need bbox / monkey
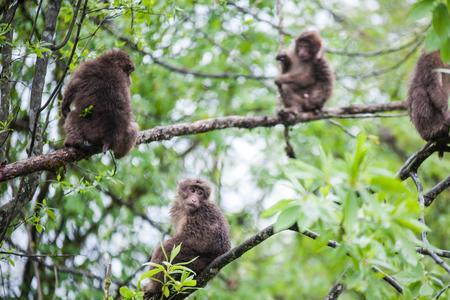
[407,50,450,151]
[143,178,231,299]
[275,31,334,116]
[61,49,138,159]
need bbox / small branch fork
[397,140,450,206]
[0,101,406,183]
[410,173,450,276]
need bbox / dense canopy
[1,0,450,299]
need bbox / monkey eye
[189,187,196,193]
[197,189,204,196]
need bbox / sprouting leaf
[170,244,181,262]
[80,104,94,118]
[162,285,170,297]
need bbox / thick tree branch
[0,101,406,183]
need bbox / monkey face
[296,41,315,61]
[183,185,206,213]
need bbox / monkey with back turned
[275,31,334,116]
[407,50,450,147]
[143,178,231,299]
[62,49,138,158]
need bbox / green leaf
[162,285,170,297]
[183,279,197,287]
[440,37,450,63]
[342,192,358,233]
[139,268,162,280]
[261,199,295,218]
[119,287,134,298]
[370,176,408,194]
[395,217,430,233]
[432,4,450,37]
[46,209,56,221]
[424,27,441,52]
[170,244,182,262]
[35,224,43,233]
[408,0,435,21]
[419,282,434,296]
[274,205,300,232]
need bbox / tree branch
[410,172,450,276]
[397,141,450,180]
[0,101,406,183]
[424,175,450,207]
[167,224,402,300]
[324,283,344,300]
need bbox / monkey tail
[439,150,444,159]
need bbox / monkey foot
[64,140,97,152]
[277,108,299,120]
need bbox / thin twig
[435,284,450,299]
[50,0,83,50]
[424,175,450,206]
[410,172,450,275]
[324,283,344,300]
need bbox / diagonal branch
[424,175,450,206]
[166,224,402,300]
[0,101,406,183]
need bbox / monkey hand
[274,77,282,87]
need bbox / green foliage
[120,244,198,300]
[409,0,450,62]
[3,1,450,299]
[80,104,94,118]
[262,135,433,298]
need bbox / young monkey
[143,178,231,299]
[275,31,334,116]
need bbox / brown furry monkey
[143,178,231,299]
[275,31,333,116]
[62,49,138,158]
[407,51,450,146]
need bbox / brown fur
[62,49,138,158]
[275,31,333,115]
[407,51,450,142]
[143,178,231,299]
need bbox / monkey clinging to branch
[62,49,138,158]
[143,178,231,299]
[275,31,334,116]
[407,50,450,147]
